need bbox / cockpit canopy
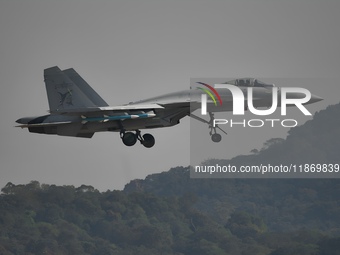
[225,78,274,88]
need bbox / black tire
[122,132,137,146]
[142,133,155,148]
[211,133,222,143]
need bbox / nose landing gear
[190,112,227,143]
[211,133,222,143]
[120,130,155,148]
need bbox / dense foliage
[1,103,339,254]
[1,178,340,255]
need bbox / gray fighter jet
[16,67,322,148]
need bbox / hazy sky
[0,0,339,191]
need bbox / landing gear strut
[120,130,155,148]
[208,113,223,143]
[190,112,227,143]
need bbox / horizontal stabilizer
[50,104,164,114]
[15,121,73,128]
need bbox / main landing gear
[190,112,227,143]
[120,130,155,148]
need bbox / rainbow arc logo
[196,82,223,106]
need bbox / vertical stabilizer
[63,68,108,107]
[44,66,108,112]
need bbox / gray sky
[0,0,339,191]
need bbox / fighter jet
[16,67,323,148]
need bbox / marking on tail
[58,89,73,107]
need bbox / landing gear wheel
[141,133,155,148]
[189,113,227,144]
[122,132,137,146]
[211,133,222,143]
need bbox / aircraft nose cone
[309,94,323,104]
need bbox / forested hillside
[1,103,340,255]
[1,179,340,255]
